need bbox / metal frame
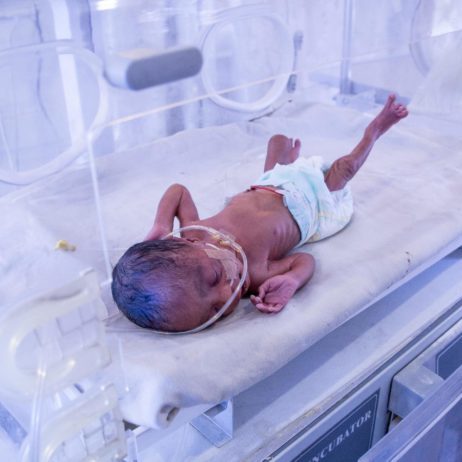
[191,400,234,447]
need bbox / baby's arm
[250,253,315,313]
[145,183,199,240]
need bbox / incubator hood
[1,1,462,461]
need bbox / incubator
[1,1,462,461]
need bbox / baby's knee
[268,134,290,149]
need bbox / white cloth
[2,102,462,429]
[106,104,462,428]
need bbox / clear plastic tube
[153,225,248,335]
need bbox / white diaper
[255,156,354,245]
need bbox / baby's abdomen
[225,191,301,258]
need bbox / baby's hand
[250,274,299,314]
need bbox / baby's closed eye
[210,262,223,287]
[213,269,222,286]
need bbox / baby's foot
[286,138,301,164]
[367,94,408,139]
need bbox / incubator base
[133,248,462,461]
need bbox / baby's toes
[290,141,301,155]
[397,107,408,118]
[385,93,396,109]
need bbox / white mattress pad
[2,102,461,429]
[105,103,462,428]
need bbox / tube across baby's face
[165,239,248,332]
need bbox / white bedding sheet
[105,103,462,428]
[2,102,461,430]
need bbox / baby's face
[167,238,250,331]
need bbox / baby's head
[111,238,248,332]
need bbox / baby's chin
[222,293,242,317]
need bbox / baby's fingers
[258,285,268,300]
[255,302,284,314]
[250,295,263,306]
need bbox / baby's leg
[264,134,301,172]
[324,94,408,191]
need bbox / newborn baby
[112,95,408,332]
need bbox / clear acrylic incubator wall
[0,1,462,461]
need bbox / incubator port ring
[200,12,294,113]
[0,41,108,185]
